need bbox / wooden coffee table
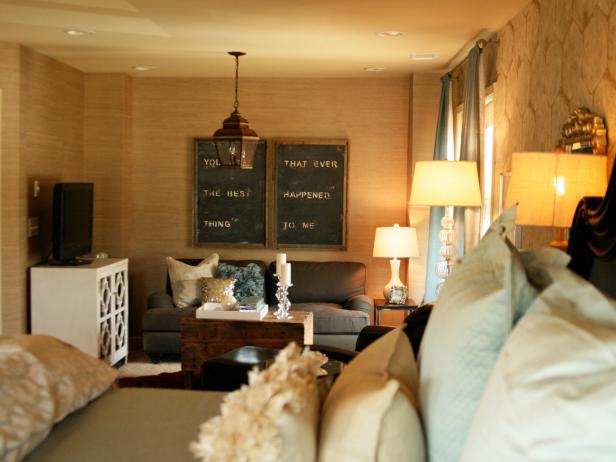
[180,310,313,387]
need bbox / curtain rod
[446,31,499,78]
[477,37,499,49]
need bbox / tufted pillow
[461,266,616,462]
[216,262,264,301]
[418,207,569,462]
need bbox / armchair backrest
[266,261,366,305]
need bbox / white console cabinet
[31,258,129,365]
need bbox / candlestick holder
[274,277,293,320]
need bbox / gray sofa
[142,259,372,358]
[266,261,372,350]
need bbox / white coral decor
[189,343,327,462]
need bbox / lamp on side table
[504,152,607,250]
[372,224,418,301]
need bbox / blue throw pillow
[216,263,264,301]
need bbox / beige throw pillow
[417,208,571,462]
[190,343,326,462]
[461,266,616,462]
[319,328,424,462]
[166,254,219,308]
[0,335,118,461]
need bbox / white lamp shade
[409,160,482,207]
[505,152,607,227]
[373,224,419,258]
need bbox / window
[481,91,495,235]
[454,105,463,161]
[452,89,495,236]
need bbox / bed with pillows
[2,170,616,461]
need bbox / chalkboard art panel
[274,140,347,249]
[194,139,267,247]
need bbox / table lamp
[409,160,482,291]
[372,224,419,299]
[504,152,607,249]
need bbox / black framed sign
[272,139,347,249]
[194,139,267,247]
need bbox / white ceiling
[0,0,529,77]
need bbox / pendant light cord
[234,54,239,111]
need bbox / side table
[374,298,418,326]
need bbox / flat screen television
[51,183,94,265]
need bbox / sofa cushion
[166,259,268,301]
[142,306,198,332]
[319,328,424,462]
[291,303,369,334]
[25,388,226,462]
[200,277,236,303]
[461,266,616,462]
[0,336,117,461]
[419,208,538,462]
[216,262,265,300]
[402,304,433,356]
[166,255,219,308]
[267,261,366,305]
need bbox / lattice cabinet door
[96,260,129,365]
[31,258,129,365]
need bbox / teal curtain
[455,44,484,255]
[423,74,452,303]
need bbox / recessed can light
[364,67,386,72]
[377,31,405,37]
[64,29,94,36]
[411,53,439,61]
[133,66,155,71]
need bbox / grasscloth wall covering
[0,43,20,335]
[0,44,84,334]
[407,74,441,305]
[84,74,132,260]
[13,0,613,335]
[1,47,412,335]
[494,0,616,220]
[124,77,410,334]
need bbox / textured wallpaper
[495,0,616,174]
[493,0,615,246]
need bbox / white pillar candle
[280,263,292,285]
[275,253,287,275]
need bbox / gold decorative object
[559,107,607,155]
[201,277,236,303]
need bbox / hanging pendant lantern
[213,51,259,169]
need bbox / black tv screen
[52,183,93,264]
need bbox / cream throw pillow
[418,208,569,462]
[0,335,118,461]
[461,266,616,462]
[319,328,424,462]
[190,343,325,462]
[166,254,219,308]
